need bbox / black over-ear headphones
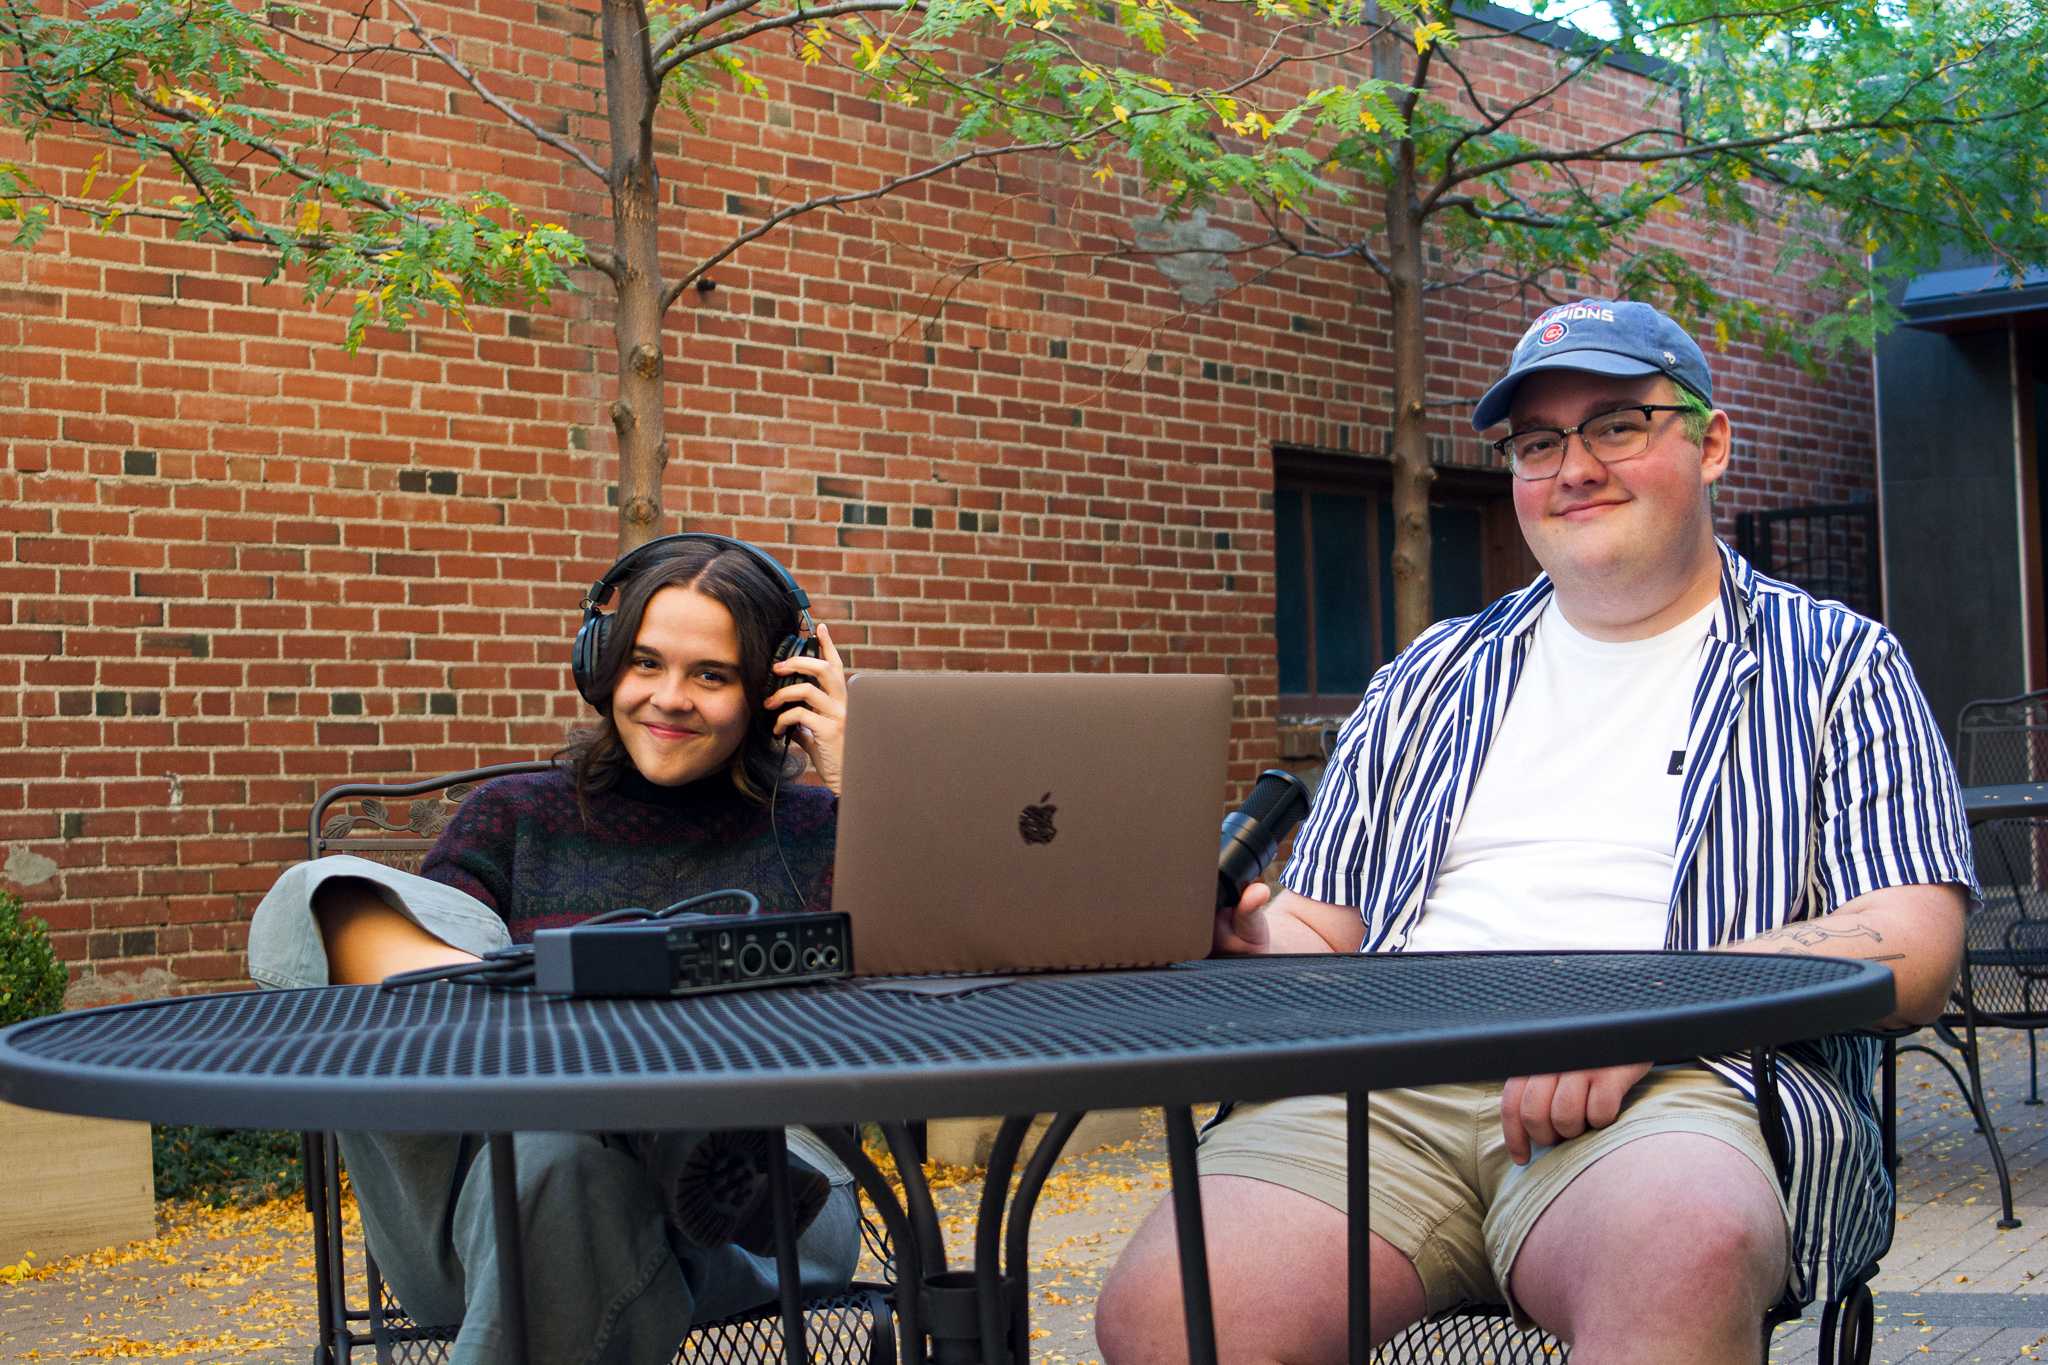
[570,533,818,710]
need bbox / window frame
[1274,447,1534,718]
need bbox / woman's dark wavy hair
[558,539,802,820]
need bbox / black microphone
[1217,768,1315,910]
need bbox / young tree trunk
[601,0,670,554]
[1384,160,1434,649]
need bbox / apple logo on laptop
[1018,792,1058,845]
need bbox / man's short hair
[1673,382,1713,445]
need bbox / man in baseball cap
[1097,298,1971,1363]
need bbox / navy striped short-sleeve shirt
[1283,542,1977,1305]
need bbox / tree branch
[655,0,909,79]
[1432,26,2042,201]
[662,11,1392,313]
[387,0,607,183]
[276,2,607,184]
[652,0,770,63]
[583,243,621,283]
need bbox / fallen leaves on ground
[0,1192,358,1362]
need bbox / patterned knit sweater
[418,765,836,942]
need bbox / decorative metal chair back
[1951,692,2048,1030]
[1957,690,2048,786]
[308,760,557,871]
[1964,820,2048,1028]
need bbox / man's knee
[1596,1155,1786,1308]
[1096,1206,1187,1365]
[1512,1134,1787,1342]
[1650,1192,1786,1310]
[1097,1175,1376,1365]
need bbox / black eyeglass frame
[1492,403,1694,481]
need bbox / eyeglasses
[1492,404,1692,481]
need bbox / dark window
[1276,449,1534,716]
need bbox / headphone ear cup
[572,612,611,708]
[764,634,819,716]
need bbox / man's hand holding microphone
[1214,769,1313,956]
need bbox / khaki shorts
[1196,1065,1791,1320]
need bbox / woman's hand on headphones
[769,621,849,795]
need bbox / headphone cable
[379,945,536,992]
[771,733,806,910]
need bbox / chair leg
[2028,1026,2042,1106]
[305,1132,340,1365]
[1897,1037,2021,1228]
[1955,1021,2023,1229]
[1819,1282,1874,1365]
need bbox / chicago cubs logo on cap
[1539,321,1567,345]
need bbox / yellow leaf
[296,200,322,236]
[80,151,104,198]
[1112,104,1130,122]
[1093,163,1112,185]
[1359,107,1380,132]
[174,86,220,117]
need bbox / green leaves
[1293,0,2048,364]
[653,0,1422,220]
[2,0,583,348]
[299,192,586,354]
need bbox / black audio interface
[532,911,852,998]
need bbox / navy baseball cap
[1471,299,1713,432]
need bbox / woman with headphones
[248,534,857,1365]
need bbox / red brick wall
[0,2,1875,991]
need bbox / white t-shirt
[1402,597,1719,953]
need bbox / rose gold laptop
[834,672,1232,976]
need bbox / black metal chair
[1955,690,2048,1106]
[1872,690,2048,1232]
[1372,1040,1896,1365]
[299,761,897,1365]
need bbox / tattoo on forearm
[1745,922,1903,961]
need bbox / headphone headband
[582,532,811,625]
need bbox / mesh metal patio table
[0,950,1893,1365]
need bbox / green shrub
[0,890,67,1028]
[151,1125,305,1207]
